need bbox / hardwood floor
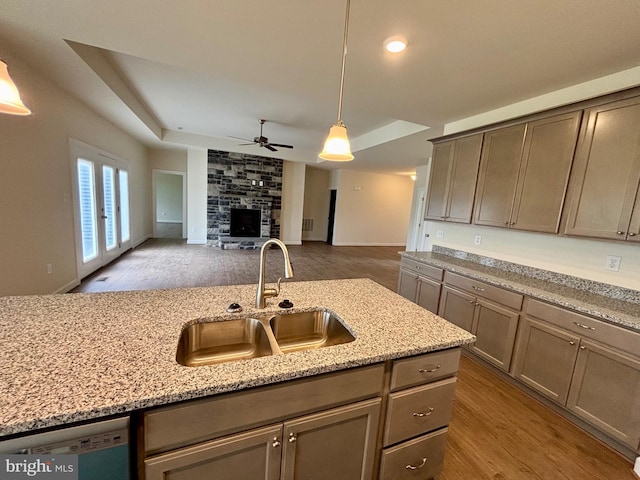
[71,239,636,479]
[441,355,635,479]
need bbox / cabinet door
[564,97,640,240]
[566,340,640,449]
[397,269,419,302]
[626,189,640,242]
[511,112,581,233]
[473,124,526,227]
[469,299,520,372]
[424,141,454,220]
[446,134,483,223]
[437,286,475,332]
[416,277,442,313]
[144,424,282,480]
[512,317,580,404]
[280,398,381,480]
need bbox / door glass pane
[77,159,98,263]
[102,165,118,251]
[119,170,130,242]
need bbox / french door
[71,140,131,279]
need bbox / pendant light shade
[0,60,31,116]
[319,0,354,161]
[319,121,354,161]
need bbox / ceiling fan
[230,119,294,152]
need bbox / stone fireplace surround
[207,149,283,248]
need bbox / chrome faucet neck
[256,239,294,308]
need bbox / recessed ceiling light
[384,36,408,53]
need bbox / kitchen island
[0,278,474,479]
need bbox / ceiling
[2,0,640,175]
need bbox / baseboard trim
[133,234,152,248]
[331,242,407,247]
[56,279,80,294]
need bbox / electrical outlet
[605,255,622,272]
[47,263,53,274]
[436,230,444,238]
[474,235,482,246]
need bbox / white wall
[302,167,330,242]
[420,68,640,290]
[0,56,150,296]
[280,161,305,245]
[186,148,208,244]
[331,169,414,246]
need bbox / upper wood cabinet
[425,134,483,223]
[473,112,582,233]
[563,97,640,242]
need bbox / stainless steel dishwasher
[0,416,130,480]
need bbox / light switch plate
[474,235,482,246]
[436,230,444,238]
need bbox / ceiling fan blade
[269,143,294,149]
[263,144,278,152]
[228,135,256,143]
[238,143,256,146]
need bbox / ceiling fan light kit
[0,60,31,116]
[319,0,354,162]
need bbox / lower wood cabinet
[379,428,448,480]
[513,300,640,451]
[438,275,521,373]
[397,258,443,314]
[566,339,640,449]
[145,399,381,480]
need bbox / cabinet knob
[510,222,515,225]
[272,437,281,448]
[418,365,441,374]
[472,286,485,292]
[580,346,586,350]
[569,341,575,345]
[412,407,435,417]
[629,232,637,236]
[405,458,428,471]
[288,432,297,443]
[616,231,625,235]
[504,221,509,225]
[469,299,475,304]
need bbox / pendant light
[319,0,354,161]
[0,60,31,116]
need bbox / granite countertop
[401,251,640,332]
[0,278,474,437]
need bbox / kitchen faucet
[256,238,294,308]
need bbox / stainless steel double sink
[176,309,355,367]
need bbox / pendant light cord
[336,0,351,124]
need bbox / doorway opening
[327,189,337,245]
[153,170,186,239]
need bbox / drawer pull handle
[573,322,595,331]
[405,458,428,470]
[418,365,441,373]
[413,407,435,417]
[472,286,485,292]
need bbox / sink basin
[176,318,273,367]
[269,309,355,353]
[176,309,355,367]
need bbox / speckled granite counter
[401,250,640,332]
[0,278,474,437]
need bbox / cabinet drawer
[526,299,640,356]
[444,271,523,310]
[379,428,448,480]
[383,377,456,446]
[400,258,444,282]
[144,364,384,454]
[390,348,460,391]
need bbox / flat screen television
[230,208,261,237]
